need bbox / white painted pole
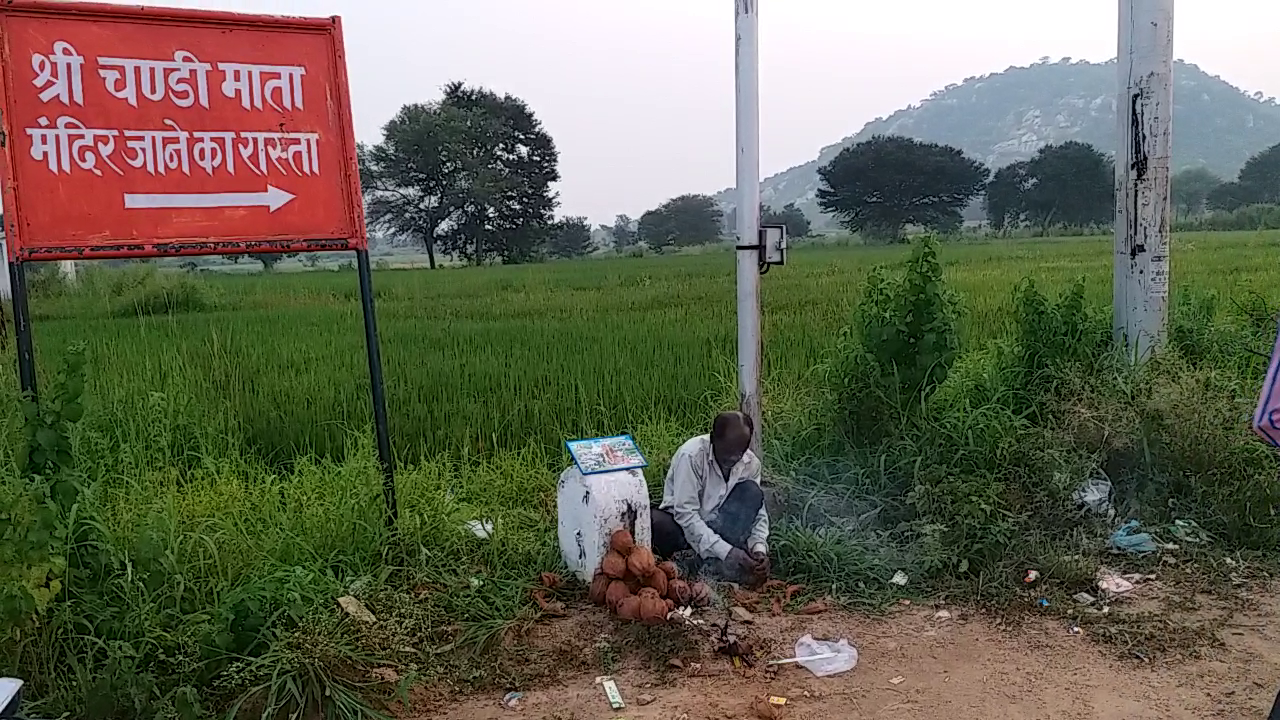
[58,260,76,285]
[1115,0,1174,358]
[734,0,762,457]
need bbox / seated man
[650,411,771,587]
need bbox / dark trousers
[650,480,764,560]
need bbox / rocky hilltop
[717,58,1280,221]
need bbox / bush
[109,273,220,317]
[806,237,1280,594]
[1176,204,1280,232]
[831,236,959,444]
[24,263,73,298]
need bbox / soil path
[404,589,1280,720]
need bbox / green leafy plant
[2,344,87,627]
[1010,277,1109,413]
[832,236,961,444]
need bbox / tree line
[358,82,813,267]
[359,80,1280,263]
[812,135,1116,241]
[815,133,1280,242]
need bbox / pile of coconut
[588,529,712,625]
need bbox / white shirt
[658,434,769,561]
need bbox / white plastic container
[556,465,652,582]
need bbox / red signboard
[0,1,366,260]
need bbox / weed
[109,273,221,317]
[593,636,620,676]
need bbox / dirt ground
[401,586,1280,720]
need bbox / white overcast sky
[142,0,1280,223]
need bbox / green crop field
[5,230,1280,719]
[16,230,1280,465]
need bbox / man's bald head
[711,411,753,474]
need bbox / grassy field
[18,230,1280,465]
[5,231,1280,719]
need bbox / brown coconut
[601,550,627,579]
[609,529,635,556]
[624,574,643,594]
[689,581,713,608]
[605,580,631,610]
[616,595,642,622]
[657,561,678,580]
[665,598,676,614]
[668,579,692,606]
[637,588,667,626]
[588,572,611,606]
[627,546,657,578]
[643,568,668,597]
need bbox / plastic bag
[1072,475,1113,516]
[1109,520,1158,555]
[794,634,858,677]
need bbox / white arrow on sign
[123,185,296,212]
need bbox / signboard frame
[0,0,397,524]
[0,0,367,260]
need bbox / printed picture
[565,435,648,475]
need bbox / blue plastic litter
[1109,520,1159,555]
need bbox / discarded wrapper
[465,519,495,539]
[768,696,788,706]
[1097,569,1136,596]
[598,677,625,710]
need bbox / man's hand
[750,549,771,580]
[726,548,757,577]
[726,548,770,587]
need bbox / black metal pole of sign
[356,248,397,527]
[9,261,37,403]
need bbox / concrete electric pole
[1115,0,1175,358]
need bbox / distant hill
[716,58,1280,222]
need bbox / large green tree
[763,203,812,239]
[726,202,813,240]
[547,216,594,259]
[1022,141,1113,230]
[638,194,723,248]
[1235,143,1280,205]
[816,135,989,242]
[359,82,559,268]
[984,161,1032,232]
[611,214,637,250]
[1171,167,1222,219]
[1207,180,1252,212]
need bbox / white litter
[794,635,858,677]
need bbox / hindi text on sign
[28,115,321,179]
[30,41,307,113]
